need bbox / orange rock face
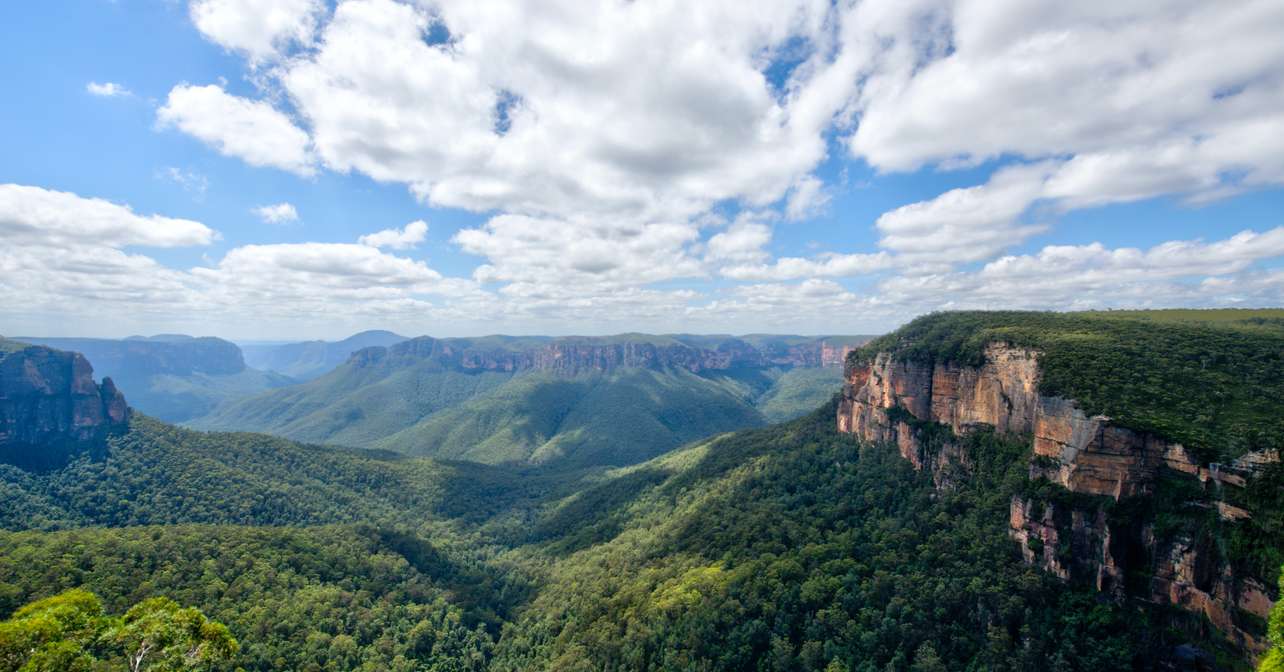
[838,343,1276,656]
[839,344,1198,499]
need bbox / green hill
[0,414,548,531]
[374,367,770,467]
[192,334,862,468]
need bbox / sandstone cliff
[838,343,1278,655]
[0,339,129,470]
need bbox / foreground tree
[0,589,237,672]
[1263,573,1284,672]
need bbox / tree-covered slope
[475,402,1250,670]
[0,407,1254,670]
[191,363,518,449]
[0,525,501,671]
[374,368,769,467]
[191,333,864,469]
[0,415,546,530]
[853,309,1284,462]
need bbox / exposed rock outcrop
[0,341,129,470]
[838,343,1278,655]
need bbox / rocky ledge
[0,340,129,470]
[838,343,1278,655]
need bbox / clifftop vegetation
[850,309,1284,462]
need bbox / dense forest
[0,405,1252,670]
[3,311,1282,670]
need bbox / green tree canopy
[0,589,236,672]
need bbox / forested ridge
[3,311,1282,670]
[0,405,1247,670]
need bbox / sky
[1,0,1282,340]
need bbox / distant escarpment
[350,334,860,376]
[0,339,129,470]
[17,335,247,377]
[190,333,868,468]
[15,335,290,422]
[837,311,1284,660]
[239,329,407,381]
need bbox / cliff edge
[0,338,129,470]
[837,311,1284,659]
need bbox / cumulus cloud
[877,228,1284,314]
[784,175,831,221]
[873,162,1055,266]
[25,1,1282,335]
[0,185,216,323]
[705,215,773,264]
[454,214,704,288]
[0,183,215,248]
[722,252,895,281]
[358,220,428,249]
[189,0,326,63]
[157,84,315,175]
[842,0,1284,268]
[86,82,130,97]
[276,0,840,222]
[252,202,299,224]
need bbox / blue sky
[2,0,1282,340]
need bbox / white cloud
[832,0,1284,271]
[21,1,1284,336]
[705,215,773,264]
[252,202,300,224]
[784,175,830,221]
[0,183,215,248]
[875,228,1284,314]
[278,0,839,221]
[454,214,705,288]
[189,0,326,63]
[86,81,130,97]
[156,167,209,200]
[847,1,1284,173]
[722,252,895,281]
[158,84,315,176]
[0,185,216,323]
[873,162,1055,267]
[358,220,427,249]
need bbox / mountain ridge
[192,333,870,468]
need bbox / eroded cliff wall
[838,343,1277,654]
[0,342,129,470]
